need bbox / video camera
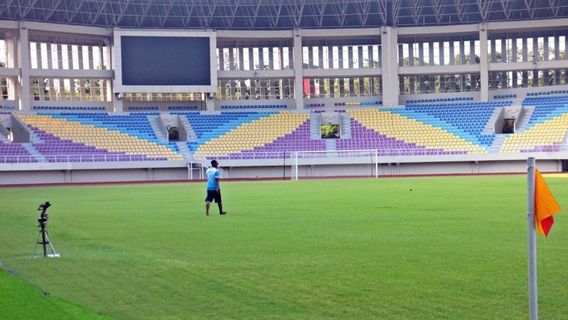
[37,201,51,228]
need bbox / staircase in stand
[176,142,191,159]
[309,113,321,139]
[147,115,168,141]
[178,115,198,142]
[489,134,508,153]
[515,106,535,132]
[339,113,352,139]
[483,107,503,135]
[325,139,337,152]
[21,143,46,162]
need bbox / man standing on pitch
[205,160,227,216]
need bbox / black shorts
[205,189,222,203]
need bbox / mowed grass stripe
[0,268,110,320]
[0,176,567,319]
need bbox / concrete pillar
[319,46,324,69]
[46,44,53,70]
[228,48,235,70]
[6,33,16,69]
[103,39,111,70]
[565,37,568,60]
[429,42,434,65]
[521,38,527,62]
[543,37,549,61]
[381,27,399,106]
[338,46,344,68]
[489,39,495,62]
[5,35,17,100]
[358,46,364,69]
[479,24,489,101]
[439,42,445,65]
[88,45,94,70]
[16,24,30,111]
[500,38,506,62]
[113,94,124,112]
[418,42,424,65]
[268,47,274,70]
[330,78,336,97]
[218,48,225,71]
[459,41,465,64]
[293,29,304,110]
[327,46,333,69]
[554,36,560,61]
[449,42,455,65]
[533,37,539,62]
[470,41,475,64]
[288,47,293,70]
[97,45,103,69]
[512,38,517,62]
[206,96,215,111]
[408,43,415,66]
[348,46,354,68]
[259,47,265,70]
[398,44,404,67]
[78,45,84,70]
[238,47,244,70]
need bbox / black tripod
[32,202,59,258]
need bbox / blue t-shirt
[206,167,221,190]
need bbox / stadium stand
[1,96,568,163]
[128,106,159,111]
[220,104,288,110]
[32,106,106,111]
[179,111,277,152]
[403,101,511,146]
[501,95,568,153]
[17,114,183,161]
[305,103,326,108]
[342,109,487,155]
[193,111,317,158]
[0,139,35,163]
[494,94,516,99]
[168,105,199,111]
[527,90,568,96]
[334,101,381,106]
[405,97,473,104]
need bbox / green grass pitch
[1,175,567,319]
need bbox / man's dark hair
[211,160,218,167]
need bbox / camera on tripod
[37,201,51,228]
[33,201,59,258]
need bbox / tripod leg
[41,229,48,258]
[44,231,58,257]
[32,231,41,258]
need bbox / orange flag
[534,169,561,237]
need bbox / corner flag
[527,158,562,320]
[534,169,561,237]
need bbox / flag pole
[527,157,538,320]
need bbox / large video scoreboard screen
[113,30,216,93]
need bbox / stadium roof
[1,0,568,30]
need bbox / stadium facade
[1,1,568,184]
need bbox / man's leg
[205,201,211,215]
[218,202,226,215]
[216,191,226,215]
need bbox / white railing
[0,154,182,164]
[199,144,568,161]
[1,144,567,165]
[203,151,291,160]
